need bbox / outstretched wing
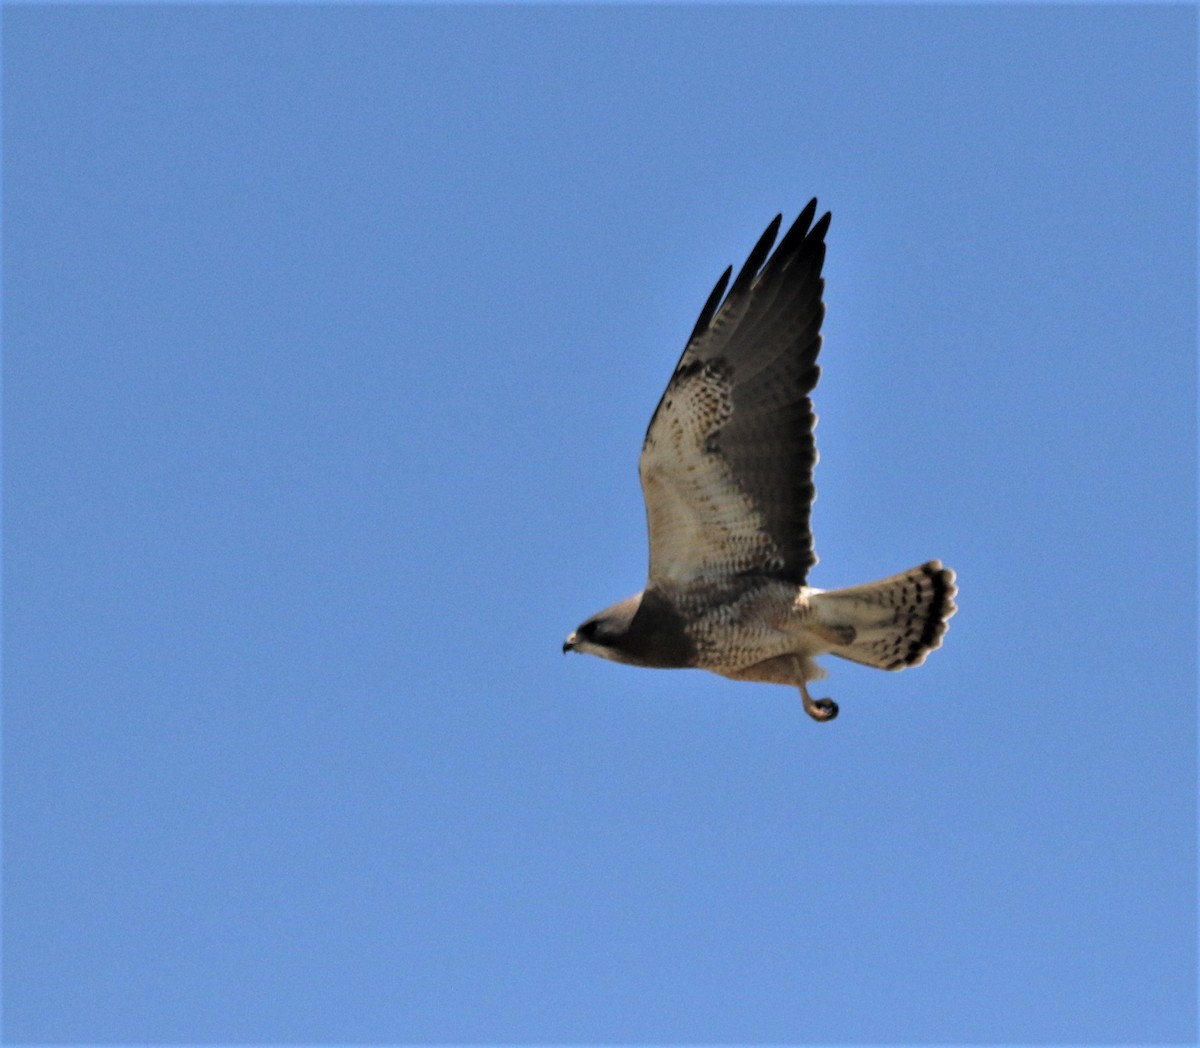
[639,201,830,587]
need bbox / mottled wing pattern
[639,201,830,586]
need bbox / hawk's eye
[580,621,599,640]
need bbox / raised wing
[639,201,830,587]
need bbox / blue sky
[2,4,1196,1044]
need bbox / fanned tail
[812,561,957,671]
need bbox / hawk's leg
[793,658,838,722]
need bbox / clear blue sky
[3,4,1195,1044]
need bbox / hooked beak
[562,632,578,654]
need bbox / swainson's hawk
[563,201,957,721]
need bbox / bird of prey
[563,200,957,722]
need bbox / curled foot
[799,681,839,723]
[806,697,839,722]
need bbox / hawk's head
[563,589,696,669]
[563,594,641,663]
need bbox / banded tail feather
[812,561,957,671]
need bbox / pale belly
[673,579,827,674]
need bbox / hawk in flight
[563,200,957,721]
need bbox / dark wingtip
[687,264,733,343]
[796,197,818,233]
[810,208,832,244]
[759,199,830,283]
[728,213,782,298]
[685,201,830,344]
